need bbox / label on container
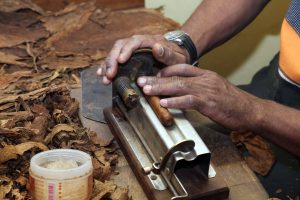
[29,171,93,200]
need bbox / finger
[137,76,173,87]
[152,43,187,65]
[102,76,111,85]
[160,95,200,110]
[118,35,157,63]
[138,76,191,96]
[97,62,106,76]
[157,64,205,77]
[105,39,128,79]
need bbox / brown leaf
[30,104,49,117]
[0,142,48,164]
[91,180,116,200]
[0,127,36,139]
[0,84,68,107]
[44,124,75,144]
[41,2,95,48]
[90,50,107,61]
[16,81,43,93]
[88,131,112,147]
[230,132,275,176]
[0,0,44,14]
[0,23,48,49]
[0,180,12,199]
[15,175,28,186]
[11,188,26,200]
[38,53,91,70]
[110,187,129,200]
[30,115,49,141]
[51,8,179,56]
[0,52,29,68]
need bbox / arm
[181,0,269,56]
[137,65,300,157]
[98,0,269,83]
[253,100,300,157]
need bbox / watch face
[164,30,185,40]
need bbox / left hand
[137,64,262,132]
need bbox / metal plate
[81,66,112,123]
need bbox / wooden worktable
[71,88,268,200]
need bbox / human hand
[97,34,190,84]
[137,64,262,132]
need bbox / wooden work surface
[71,88,268,200]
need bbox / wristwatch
[164,30,198,65]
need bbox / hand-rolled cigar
[144,95,174,127]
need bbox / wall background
[145,0,290,85]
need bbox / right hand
[97,34,190,84]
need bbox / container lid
[30,149,93,180]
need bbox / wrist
[246,97,266,133]
[164,30,198,65]
[180,27,207,58]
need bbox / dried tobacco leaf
[44,124,75,144]
[91,180,116,200]
[11,188,27,200]
[0,0,44,14]
[0,180,12,199]
[0,84,68,107]
[0,11,39,28]
[91,180,129,200]
[0,23,48,49]
[41,2,95,48]
[88,131,112,147]
[0,52,30,69]
[16,81,43,93]
[230,131,276,176]
[38,53,91,70]
[0,142,48,164]
[15,175,27,187]
[90,50,107,61]
[51,8,178,57]
[110,187,130,200]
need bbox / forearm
[181,0,269,56]
[251,100,300,157]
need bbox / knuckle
[131,34,143,40]
[172,76,187,90]
[186,95,197,108]
[114,39,125,47]
[178,64,189,74]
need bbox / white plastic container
[29,149,93,200]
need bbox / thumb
[152,43,187,65]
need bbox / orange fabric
[279,19,300,84]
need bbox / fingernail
[137,77,146,86]
[97,68,102,75]
[106,68,111,74]
[103,76,111,84]
[143,85,152,94]
[160,99,168,107]
[119,53,125,62]
[158,46,164,57]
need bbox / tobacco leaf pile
[0,1,178,199]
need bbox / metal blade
[81,66,112,123]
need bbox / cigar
[144,95,174,127]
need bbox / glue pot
[29,149,93,200]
